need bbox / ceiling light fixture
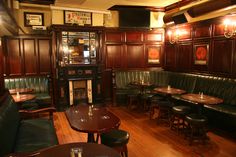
[223,19,236,38]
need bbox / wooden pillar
[0,38,4,93]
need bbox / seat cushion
[186,114,207,127]
[204,104,236,116]
[21,102,39,110]
[101,129,130,147]
[0,92,20,157]
[172,106,191,115]
[14,118,58,153]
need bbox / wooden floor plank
[54,106,236,157]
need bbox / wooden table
[35,142,120,157]
[129,81,153,94]
[9,88,34,95]
[65,105,121,143]
[181,93,223,114]
[154,87,186,95]
[12,94,36,103]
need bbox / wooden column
[0,38,4,93]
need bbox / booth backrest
[4,76,50,94]
[115,70,169,89]
[115,70,151,89]
[193,75,236,106]
[168,72,197,93]
[114,70,236,106]
[0,91,20,157]
[149,70,169,87]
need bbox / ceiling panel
[54,0,180,11]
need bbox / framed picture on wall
[194,44,209,65]
[24,12,44,27]
[64,10,92,26]
[147,45,161,64]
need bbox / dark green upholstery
[0,90,58,157]
[168,73,196,93]
[186,114,207,127]
[185,114,208,144]
[114,69,166,105]
[4,77,49,93]
[14,119,58,153]
[4,76,52,109]
[172,106,191,115]
[101,129,130,147]
[0,92,20,157]
[114,70,236,132]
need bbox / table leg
[87,133,95,143]
[198,104,204,115]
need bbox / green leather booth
[0,90,58,157]
[113,70,236,133]
[4,76,52,109]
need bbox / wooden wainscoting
[53,106,236,157]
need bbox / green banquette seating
[0,90,58,157]
[4,76,52,109]
[113,70,236,133]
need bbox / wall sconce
[223,19,236,38]
[167,29,180,44]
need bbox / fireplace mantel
[55,64,103,110]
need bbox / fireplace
[55,64,103,109]
[69,79,93,105]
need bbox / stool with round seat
[155,100,175,125]
[140,92,156,111]
[149,95,165,119]
[127,93,139,110]
[170,105,191,134]
[101,129,130,157]
[185,114,208,145]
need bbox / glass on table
[16,92,20,98]
[88,105,93,116]
[70,147,83,157]
[167,85,171,90]
[199,92,204,99]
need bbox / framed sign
[147,46,161,64]
[24,12,44,27]
[64,11,92,26]
[194,44,209,65]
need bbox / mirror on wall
[61,31,97,65]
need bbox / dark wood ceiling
[18,0,55,5]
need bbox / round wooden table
[65,105,121,143]
[35,142,120,157]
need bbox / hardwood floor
[54,106,236,157]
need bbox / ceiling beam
[18,0,55,5]
[0,1,20,36]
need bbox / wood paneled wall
[0,38,4,92]
[2,35,52,77]
[165,18,236,77]
[102,28,164,101]
[103,28,165,70]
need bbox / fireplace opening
[69,79,93,105]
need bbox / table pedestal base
[87,133,96,143]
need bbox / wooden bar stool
[127,93,139,110]
[154,100,175,125]
[185,114,208,145]
[170,105,191,134]
[101,129,130,157]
